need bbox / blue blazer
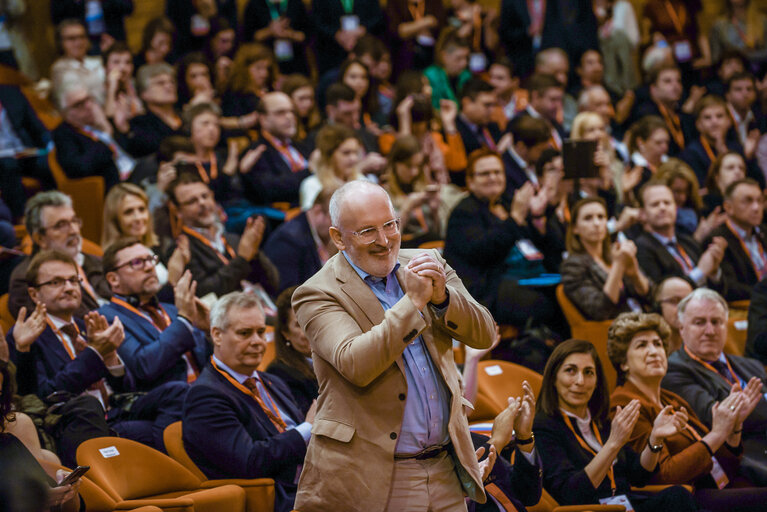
[98,300,209,391]
[183,365,307,512]
[7,318,126,398]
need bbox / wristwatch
[515,432,535,445]
[647,437,663,453]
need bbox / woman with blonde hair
[570,111,622,214]
[299,124,367,210]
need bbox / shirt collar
[729,220,753,240]
[212,355,259,385]
[561,407,592,426]
[650,230,677,246]
[459,113,480,133]
[341,251,400,283]
[48,313,73,329]
[506,145,528,169]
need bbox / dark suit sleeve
[183,383,307,479]
[561,256,619,321]
[8,260,32,318]
[263,231,304,291]
[747,278,767,364]
[52,125,115,179]
[662,358,720,427]
[251,252,280,297]
[242,150,310,205]
[188,252,251,297]
[509,446,543,506]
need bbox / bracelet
[515,432,535,445]
[647,437,663,453]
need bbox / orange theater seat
[0,293,13,334]
[48,148,105,243]
[163,421,276,512]
[76,437,246,512]
[556,285,616,391]
[468,360,543,423]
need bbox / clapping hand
[13,302,47,353]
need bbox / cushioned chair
[163,422,276,512]
[726,301,749,356]
[555,285,616,391]
[47,148,105,243]
[468,360,543,423]
[0,293,13,334]
[76,437,246,512]
[528,489,626,512]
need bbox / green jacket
[424,65,472,109]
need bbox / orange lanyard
[408,0,425,21]
[261,131,306,172]
[561,412,617,495]
[663,0,686,35]
[732,18,754,48]
[181,225,236,264]
[683,345,741,387]
[657,102,685,149]
[194,154,218,184]
[211,357,287,432]
[725,219,767,279]
[77,126,118,158]
[485,483,520,511]
[110,297,171,332]
[668,240,694,272]
[700,136,716,162]
[77,264,98,302]
[47,317,80,360]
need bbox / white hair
[328,180,395,228]
[210,291,265,332]
[677,287,729,325]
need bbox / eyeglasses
[33,276,82,289]
[111,254,159,271]
[179,191,213,207]
[41,217,83,234]
[351,219,401,245]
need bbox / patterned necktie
[59,323,88,353]
[141,303,200,381]
[711,359,736,385]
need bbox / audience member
[263,187,336,293]
[9,191,110,318]
[561,197,651,321]
[533,338,697,510]
[704,150,747,215]
[653,276,694,353]
[501,115,551,193]
[165,0,237,55]
[167,173,278,298]
[51,0,133,52]
[706,178,767,301]
[50,19,106,105]
[240,91,310,205]
[634,181,727,292]
[241,0,310,76]
[8,249,187,452]
[747,275,767,363]
[424,28,471,108]
[454,78,501,186]
[220,43,276,119]
[280,74,321,142]
[321,82,380,154]
[385,0,444,72]
[339,58,383,128]
[98,238,209,391]
[133,16,174,70]
[725,72,764,151]
[626,116,670,194]
[709,0,767,69]
[183,291,313,512]
[175,52,215,109]
[517,73,566,151]
[663,288,767,486]
[266,286,318,415]
[487,58,526,131]
[102,42,143,128]
[608,312,767,511]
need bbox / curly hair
[607,312,671,385]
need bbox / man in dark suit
[168,173,279,298]
[9,191,111,319]
[633,63,695,155]
[8,249,187,453]
[706,178,767,301]
[51,0,133,48]
[501,115,551,194]
[663,288,767,486]
[513,73,566,151]
[725,72,767,150]
[635,182,727,293]
[310,0,385,74]
[499,0,566,78]
[183,291,314,512]
[98,238,209,391]
[263,187,336,292]
[454,78,503,187]
[0,84,53,220]
[241,92,311,206]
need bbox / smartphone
[57,466,89,487]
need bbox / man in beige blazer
[292,181,496,511]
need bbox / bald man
[292,181,496,511]
[241,92,311,205]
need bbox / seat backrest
[0,293,13,334]
[469,360,543,421]
[163,421,208,481]
[76,437,202,501]
[555,285,616,392]
[48,148,105,243]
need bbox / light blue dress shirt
[342,252,451,455]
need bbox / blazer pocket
[312,418,355,443]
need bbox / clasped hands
[403,253,447,310]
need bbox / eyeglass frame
[32,276,83,289]
[348,218,401,245]
[109,254,160,272]
[39,216,83,234]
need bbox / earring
[286,341,291,347]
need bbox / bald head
[329,181,394,229]
[259,92,297,140]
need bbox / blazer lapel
[335,254,386,328]
[214,367,281,436]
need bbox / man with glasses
[98,237,209,391]
[9,191,111,318]
[291,180,496,511]
[167,172,279,298]
[7,249,187,462]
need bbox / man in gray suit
[663,288,767,485]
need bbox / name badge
[274,39,294,61]
[416,34,435,47]
[599,494,634,511]
[516,239,543,261]
[341,15,360,32]
[673,40,692,62]
[190,14,210,37]
[469,52,487,73]
[710,456,729,489]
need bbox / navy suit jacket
[242,134,311,205]
[51,122,120,190]
[183,365,307,512]
[98,299,208,391]
[705,223,767,301]
[0,85,51,150]
[262,212,323,292]
[7,318,125,398]
[501,150,530,195]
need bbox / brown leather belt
[394,442,452,461]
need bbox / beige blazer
[292,249,495,511]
